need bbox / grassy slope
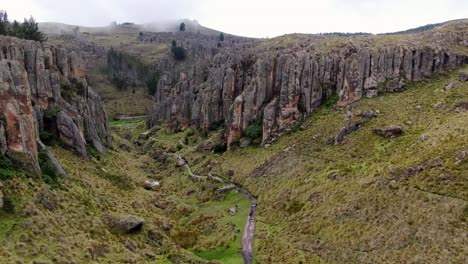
[87,70,153,119]
[217,69,468,263]
[154,68,467,263]
[0,117,252,263]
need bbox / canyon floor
[1,67,467,263]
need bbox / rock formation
[147,24,468,147]
[0,36,111,176]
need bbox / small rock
[355,110,376,119]
[455,149,468,165]
[119,144,132,152]
[115,215,144,233]
[366,89,379,98]
[433,102,445,109]
[405,120,413,125]
[418,134,428,142]
[445,80,458,91]
[373,126,403,138]
[196,141,213,152]
[388,166,399,174]
[386,77,405,92]
[264,144,271,148]
[139,131,151,140]
[228,207,237,215]
[283,146,292,152]
[415,105,422,110]
[143,180,160,190]
[239,137,252,148]
[459,69,468,82]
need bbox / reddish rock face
[0,60,40,177]
[0,36,111,175]
[146,26,468,147]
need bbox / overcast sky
[3,0,468,37]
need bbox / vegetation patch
[38,150,62,189]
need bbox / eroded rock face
[147,29,468,147]
[0,36,111,175]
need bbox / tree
[73,26,79,35]
[179,22,185,32]
[0,11,46,42]
[172,39,177,47]
[219,32,224,41]
[0,11,10,35]
[171,46,186,60]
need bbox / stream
[175,154,257,264]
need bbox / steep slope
[0,36,111,177]
[147,20,468,148]
[140,68,468,263]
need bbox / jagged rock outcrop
[147,24,468,147]
[0,36,111,176]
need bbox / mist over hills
[1,10,467,264]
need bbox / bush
[322,94,339,109]
[209,120,224,131]
[171,46,187,60]
[38,151,61,189]
[89,146,101,161]
[43,107,62,120]
[146,71,160,95]
[0,11,46,42]
[245,118,263,140]
[0,154,16,181]
[213,142,227,153]
[2,196,15,213]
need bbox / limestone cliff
[0,36,111,177]
[147,21,468,147]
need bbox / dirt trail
[175,154,257,264]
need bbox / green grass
[109,117,145,126]
[186,190,250,263]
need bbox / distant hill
[39,19,224,36]
[381,19,466,35]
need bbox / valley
[0,11,467,264]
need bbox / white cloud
[2,0,468,37]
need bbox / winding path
[175,154,257,264]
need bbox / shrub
[245,118,263,140]
[2,196,15,213]
[209,119,224,131]
[0,154,16,181]
[179,22,185,32]
[89,146,101,160]
[213,142,227,153]
[146,71,160,95]
[322,94,339,109]
[38,151,61,189]
[43,107,62,120]
[171,46,187,60]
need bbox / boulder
[143,180,160,190]
[332,120,365,145]
[459,69,468,82]
[386,78,405,92]
[196,141,213,152]
[355,110,377,119]
[119,143,132,152]
[56,111,87,158]
[239,137,252,148]
[373,126,403,138]
[106,215,144,234]
[445,80,458,91]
